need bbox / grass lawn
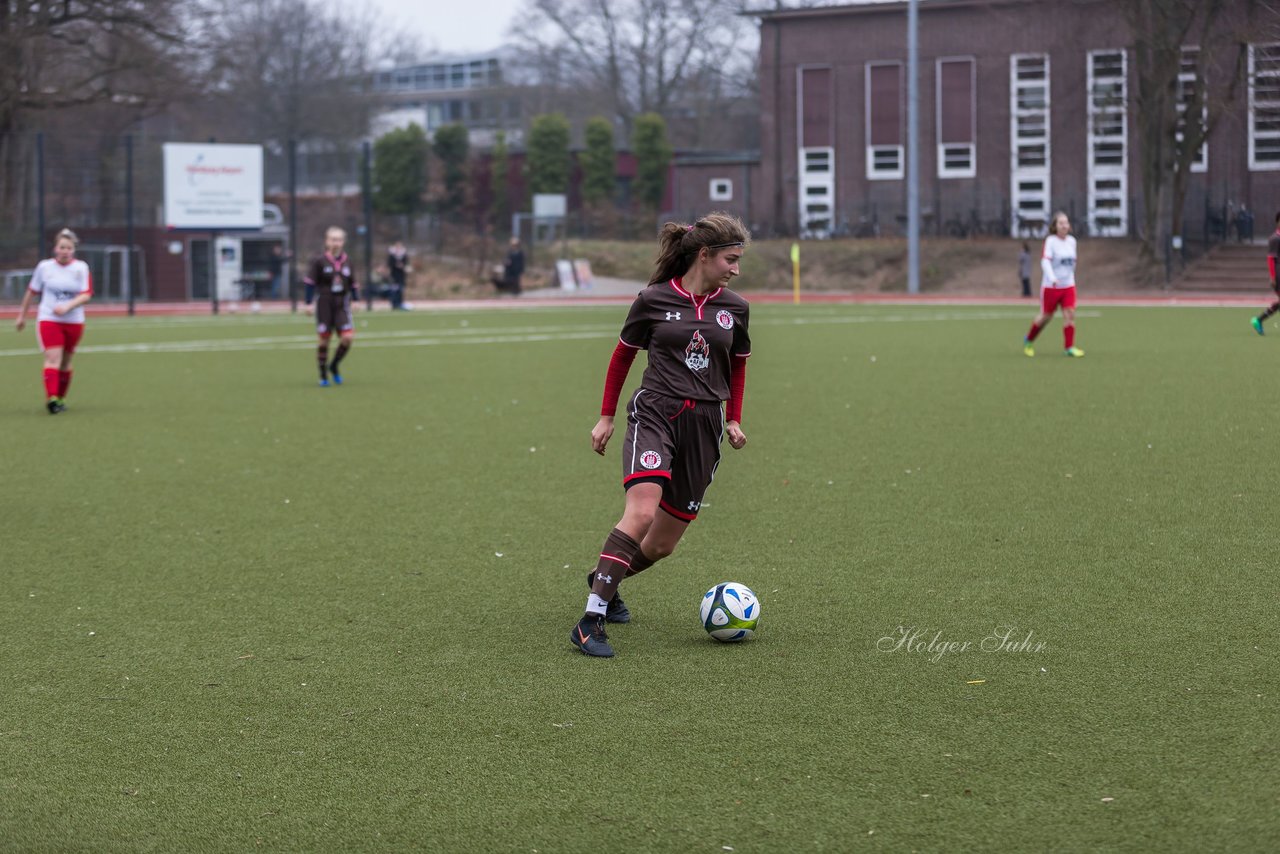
[2,302,1276,852]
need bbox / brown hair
[54,228,79,248]
[649,212,750,285]
[1048,211,1069,236]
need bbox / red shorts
[1041,286,1077,315]
[38,321,85,353]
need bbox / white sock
[585,594,609,616]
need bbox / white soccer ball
[699,582,760,642]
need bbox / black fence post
[362,140,373,312]
[289,138,298,313]
[126,134,136,316]
[36,131,46,257]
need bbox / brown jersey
[619,279,751,402]
[304,252,357,300]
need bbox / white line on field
[0,310,1097,357]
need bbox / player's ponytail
[649,212,750,285]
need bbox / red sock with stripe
[43,368,58,399]
[57,370,72,398]
[1025,321,1044,342]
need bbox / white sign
[163,143,264,230]
[533,193,567,218]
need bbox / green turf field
[3,303,1277,852]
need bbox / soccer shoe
[1252,317,1265,336]
[52,397,67,413]
[46,398,60,414]
[318,377,330,387]
[331,370,343,385]
[1065,346,1085,358]
[605,594,631,624]
[570,615,614,657]
[1023,340,1035,357]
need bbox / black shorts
[316,294,354,335]
[620,388,724,522]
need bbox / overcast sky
[370,0,525,54]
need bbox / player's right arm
[15,264,41,331]
[593,292,649,455]
[303,257,319,306]
[1040,237,1057,286]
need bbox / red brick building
[753,0,1280,240]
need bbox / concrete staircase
[1175,243,1269,292]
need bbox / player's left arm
[725,304,750,450]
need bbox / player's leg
[1254,286,1280,334]
[330,327,354,383]
[1024,295,1053,356]
[56,324,83,406]
[315,301,333,385]
[1062,290,1083,357]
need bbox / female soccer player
[303,226,359,386]
[1023,211,1085,358]
[570,213,752,657]
[14,229,93,413]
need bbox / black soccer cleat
[605,594,631,624]
[570,615,614,657]
[46,398,60,414]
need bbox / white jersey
[1040,234,1077,289]
[28,258,93,324]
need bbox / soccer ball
[700,582,760,642]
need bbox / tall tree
[199,0,375,146]
[632,112,671,210]
[512,0,756,142]
[0,0,190,136]
[581,116,616,206]
[489,130,511,233]
[372,123,429,235]
[432,123,470,219]
[526,113,571,196]
[1124,0,1252,270]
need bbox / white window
[1176,47,1208,172]
[798,66,836,235]
[937,57,976,178]
[1249,43,1280,170]
[1010,54,1051,235]
[1087,49,1128,236]
[709,178,733,202]
[866,62,904,180]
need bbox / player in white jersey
[14,229,94,413]
[1023,211,1085,358]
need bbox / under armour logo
[665,311,681,321]
[595,572,612,584]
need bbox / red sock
[43,368,58,399]
[1064,325,1075,349]
[58,370,72,397]
[1026,322,1043,342]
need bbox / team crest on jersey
[684,330,710,373]
[715,310,734,330]
[639,450,662,469]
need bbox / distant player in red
[570,213,752,658]
[1249,211,1280,335]
[14,228,93,414]
[1023,211,1085,358]
[303,226,359,386]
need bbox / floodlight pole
[906,0,920,294]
